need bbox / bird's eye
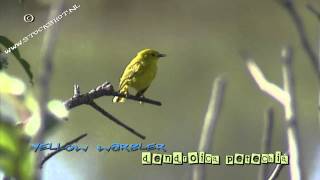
[151,53,156,57]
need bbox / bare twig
[192,76,227,180]
[245,47,303,180]
[245,59,290,105]
[281,47,303,180]
[268,164,284,180]
[39,133,87,169]
[64,82,161,109]
[258,108,274,180]
[88,101,145,139]
[267,152,288,180]
[279,0,320,79]
[63,82,159,139]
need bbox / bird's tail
[112,87,128,103]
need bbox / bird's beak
[157,53,166,58]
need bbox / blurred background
[0,0,320,179]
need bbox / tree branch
[39,133,88,169]
[245,59,290,106]
[35,0,65,179]
[192,76,227,180]
[88,101,146,140]
[63,82,160,139]
[244,47,303,180]
[267,152,288,180]
[258,108,274,180]
[64,82,161,110]
[279,0,320,79]
[306,3,320,21]
[281,47,303,180]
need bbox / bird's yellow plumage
[113,49,166,103]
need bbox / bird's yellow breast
[130,62,157,91]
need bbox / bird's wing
[119,62,143,89]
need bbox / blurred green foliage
[0,120,35,180]
[0,71,68,179]
[0,34,67,178]
[0,34,36,179]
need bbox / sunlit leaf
[23,93,41,137]
[48,100,69,119]
[0,72,26,96]
[0,95,21,124]
[23,95,68,136]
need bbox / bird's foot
[136,95,145,104]
[123,92,129,98]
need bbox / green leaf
[0,121,35,180]
[0,36,22,61]
[0,36,33,84]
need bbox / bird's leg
[135,87,149,104]
[138,95,145,104]
[135,94,144,104]
[124,90,129,98]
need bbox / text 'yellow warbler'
[113,49,166,103]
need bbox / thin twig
[279,0,320,79]
[281,47,303,180]
[258,108,274,180]
[192,76,226,180]
[267,152,288,180]
[64,82,161,109]
[245,47,303,180]
[268,164,284,180]
[39,133,88,169]
[245,59,290,105]
[63,82,152,139]
[88,101,146,140]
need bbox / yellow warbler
[113,49,166,103]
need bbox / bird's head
[137,49,166,61]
